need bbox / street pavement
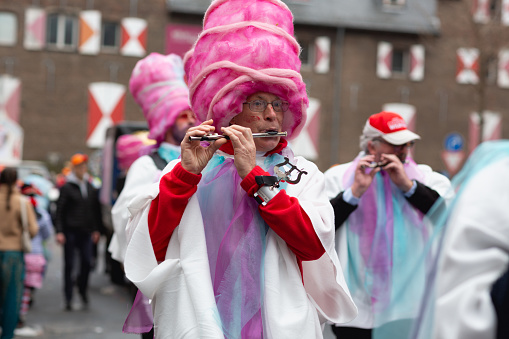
[18,237,138,339]
[18,236,336,339]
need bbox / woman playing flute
[122,0,357,338]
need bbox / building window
[102,21,119,51]
[391,49,407,74]
[298,40,314,69]
[46,13,77,50]
[0,12,17,46]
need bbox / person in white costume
[108,53,195,338]
[324,111,452,339]
[123,0,357,338]
[430,140,509,339]
[109,53,195,266]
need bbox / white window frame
[46,13,78,51]
[0,12,18,46]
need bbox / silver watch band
[254,185,280,206]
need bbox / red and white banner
[503,0,509,26]
[291,98,321,161]
[166,24,202,57]
[314,36,330,74]
[120,18,147,57]
[409,44,425,81]
[468,111,502,153]
[377,41,392,79]
[456,48,480,84]
[23,7,46,50]
[0,75,23,164]
[79,10,101,55]
[472,0,490,23]
[87,82,126,148]
[0,116,23,165]
[0,75,21,123]
[498,49,509,88]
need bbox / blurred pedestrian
[324,111,453,338]
[108,53,195,338]
[15,183,53,336]
[0,167,38,339]
[55,153,103,311]
[122,0,357,337]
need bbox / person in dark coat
[55,153,103,311]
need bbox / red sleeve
[148,162,201,261]
[240,166,325,262]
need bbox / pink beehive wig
[115,132,155,171]
[184,0,308,139]
[129,53,192,144]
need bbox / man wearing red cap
[55,153,103,311]
[324,111,453,339]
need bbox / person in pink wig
[114,132,155,198]
[123,0,357,338]
[108,53,195,338]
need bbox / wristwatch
[254,175,280,206]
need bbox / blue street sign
[444,133,464,152]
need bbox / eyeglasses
[243,99,289,113]
[374,138,415,151]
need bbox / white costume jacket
[433,157,509,339]
[109,154,163,263]
[124,150,357,338]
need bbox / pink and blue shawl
[197,149,291,339]
[342,155,429,326]
[374,140,509,339]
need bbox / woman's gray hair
[359,120,383,151]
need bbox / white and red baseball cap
[367,111,420,145]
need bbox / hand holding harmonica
[188,131,287,141]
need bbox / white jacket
[433,157,509,339]
[124,152,358,338]
[109,155,161,263]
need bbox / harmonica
[189,131,287,141]
[366,162,387,168]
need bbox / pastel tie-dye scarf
[342,154,429,326]
[197,150,290,339]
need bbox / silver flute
[189,131,287,141]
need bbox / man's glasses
[243,99,290,113]
[374,138,415,151]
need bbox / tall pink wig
[184,0,308,139]
[129,53,191,144]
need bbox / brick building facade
[1,0,508,175]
